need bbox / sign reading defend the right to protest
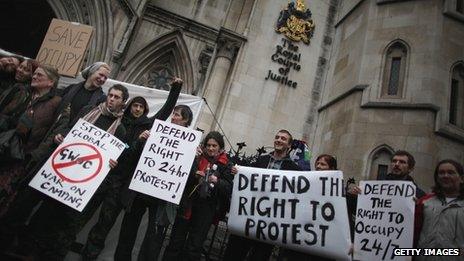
[129,119,201,204]
[228,167,351,260]
[354,180,415,261]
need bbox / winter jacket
[415,194,464,261]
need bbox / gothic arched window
[368,145,394,180]
[450,63,464,128]
[381,41,408,98]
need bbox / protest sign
[353,181,415,261]
[129,119,201,204]
[36,18,93,77]
[228,167,351,260]
[29,119,125,212]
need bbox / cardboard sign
[228,167,351,260]
[29,119,125,211]
[36,18,93,77]
[353,181,415,261]
[129,119,201,204]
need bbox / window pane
[377,164,388,180]
[388,57,401,95]
[377,164,389,180]
[450,79,459,125]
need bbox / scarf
[82,102,123,135]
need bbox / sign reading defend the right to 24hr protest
[29,119,125,212]
[354,180,415,261]
[228,167,352,260]
[36,18,93,77]
[129,119,201,205]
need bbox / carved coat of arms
[276,0,315,45]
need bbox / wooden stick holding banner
[36,18,93,77]
[353,181,415,261]
[29,119,125,212]
[129,119,201,204]
[228,167,351,260]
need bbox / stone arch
[366,144,395,180]
[119,29,195,94]
[46,0,113,66]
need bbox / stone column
[201,28,244,131]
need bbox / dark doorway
[0,0,55,58]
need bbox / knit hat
[81,62,110,79]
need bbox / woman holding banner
[163,131,233,261]
[278,154,338,261]
[415,159,464,260]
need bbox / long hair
[432,159,464,199]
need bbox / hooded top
[122,96,151,142]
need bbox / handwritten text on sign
[29,119,125,211]
[354,181,415,261]
[228,167,351,260]
[36,18,93,77]
[129,119,201,204]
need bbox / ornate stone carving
[199,45,214,74]
[215,28,245,61]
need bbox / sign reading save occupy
[29,119,125,212]
[129,119,201,204]
[228,167,351,260]
[354,181,415,261]
[36,18,93,77]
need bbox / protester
[223,129,300,261]
[347,150,425,198]
[0,59,39,131]
[163,131,233,261]
[15,83,129,261]
[0,65,63,214]
[278,154,338,261]
[113,104,193,261]
[79,78,184,260]
[0,55,22,90]
[315,154,337,171]
[57,62,110,125]
[415,159,464,260]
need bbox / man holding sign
[23,84,129,261]
[224,129,300,261]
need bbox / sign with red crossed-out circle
[51,142,103,183]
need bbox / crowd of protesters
[0,53,462,261]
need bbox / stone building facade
[312,0,464,190]
[1,0,463,191]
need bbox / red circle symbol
[51,142,103,183]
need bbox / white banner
[58,76,204,128]
[129,119,201,204]
[29,119,125,211]
[353,181,415,261]
[228,167,351,260]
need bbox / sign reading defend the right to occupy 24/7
[228,167,351,260]
[354,180,415,261]
[129,119,201,204]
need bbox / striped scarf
[82,102,123,135]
